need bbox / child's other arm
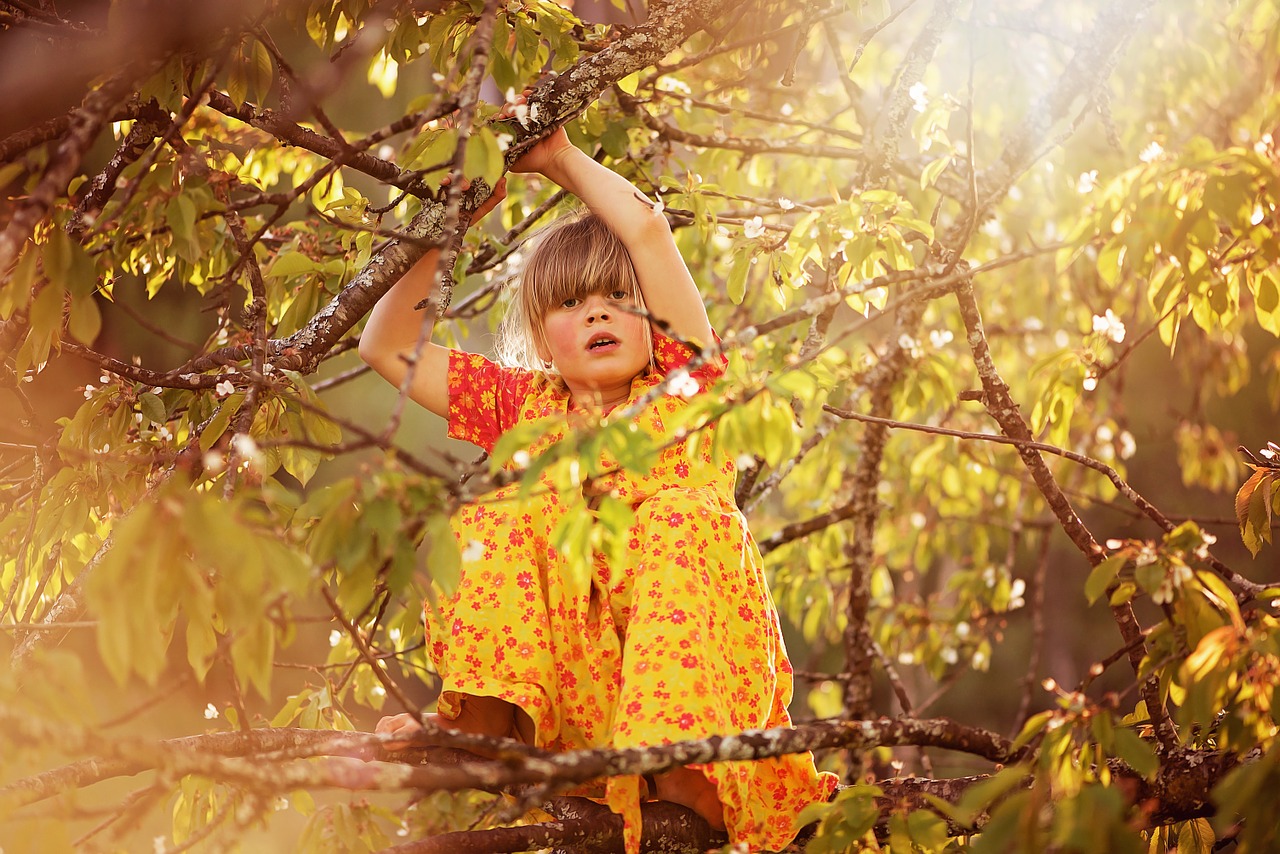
[512,126,714,347]
[358,179,506,419]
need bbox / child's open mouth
[586,335,619,351]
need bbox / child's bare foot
[376,695,524,750]
[653,766,727,831]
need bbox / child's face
[539,289,649,402]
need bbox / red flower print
[681,654,699,669]
[627,700,643,715]
[674,460,690,478]
[517,571,534,589]
[670,609,687,625]
[677,712,695,730]
[667,512,685,527]
[738,603,754,621]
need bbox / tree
[2,0,1279,850]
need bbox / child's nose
[585,297,610,323]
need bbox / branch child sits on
[359,103,837,851]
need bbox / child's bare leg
[376,694,523,749]
[653,766,727,830]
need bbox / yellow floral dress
[431,331,837,852]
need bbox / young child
[359,116,837,851]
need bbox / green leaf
[199,394,244,452]
[139,392,167,424]
[425,513,460,601]
[266,250,316,279]
[66,294,102,344]
[1176,818,1214,854]
[0,242,39,318]
[920,152,953,189]
[1085,554,1127,604]
[24,280,65,372]
[1010,710,1054,753]
[727,247,751,304]
[464,128,504,188]
[1112,727,1158,780]
[167,194,196,244]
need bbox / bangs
[519,213,642,323]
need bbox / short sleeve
[446,351,535,453]
[652,328,726,390]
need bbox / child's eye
[561,297,581,308]
[607,289,629,300]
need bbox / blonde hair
[494,211,654,374]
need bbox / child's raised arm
[510,122,715,348]
[358,179,506,419]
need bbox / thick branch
[1,716,1017,812]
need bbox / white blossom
[1083,373,1099,392]
[670,369,700,398]
[1251,203,1265,226]
[329,629,342,648]
[83,384,96,399]
[1139,141,1164,163]
[203,450,226,473]
[1118,430,1137,459]
[512,449,531,468]
[941,647,959,665]
[1076,170,1099,193]
[231,433,259,461]
[743,216,766,239]
[651,197,665,218]
[461,540,485,562]
[777,197,795,210]
[203,703,219,720]
[909,82,929,112]
[929,329,954,348]
[897,651,915,665]
[1092,308,1126,343]
[215,379,235,397]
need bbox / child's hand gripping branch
[504,94,714,352]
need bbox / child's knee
[634,491,712,531]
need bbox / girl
[359,119,837,851]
